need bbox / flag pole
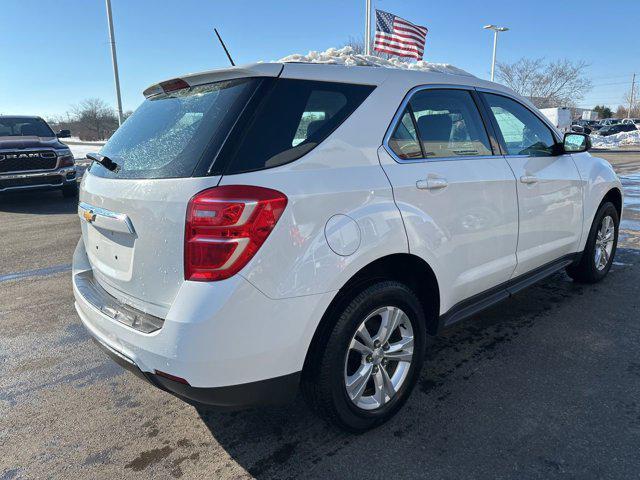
[365,0,371,55]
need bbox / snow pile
[278,47,474,77]
[590,129,640,149]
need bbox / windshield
[91,77,261,179]
[0,117,55,137]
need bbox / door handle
[416,177,449,190]
[520,175,539,185]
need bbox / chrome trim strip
[0,147,58,153]
[381,84,564,165]
[0,182,62,192]
[0,168,74,180]
[78,202,136,235]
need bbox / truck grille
[0,151,57,173]
[0,176,62,190]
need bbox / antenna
[214,28,236,66]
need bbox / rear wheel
[302,281,426,432]
[566,201,619,283]
[62,182,78,198]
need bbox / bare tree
[615,105,628,118]
[345,35,366,55]
[70,98,119,141]
[496,58,592,108]
[342,36,399,61]
[48,100,131,141]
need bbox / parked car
[595,123,638,136]
[621,118,640,125]
[0,116,77,196]
[598,118,621,127]
[73,63,622,431]
[571,119,598,135]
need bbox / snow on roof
[278,46,474,77]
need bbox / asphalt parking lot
[1,152,640,479]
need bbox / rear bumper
[72,238,333,408]
[90,333,300,408]
[0,167,76,192]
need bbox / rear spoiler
[142,63,283,98]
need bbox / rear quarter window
[217,79,375,175]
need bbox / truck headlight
[56,149,75,167]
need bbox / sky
[2,0,639,118]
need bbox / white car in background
[621,118,640,127]
[73,62,622,432]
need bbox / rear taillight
[184,185,288,282]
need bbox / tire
[301,281,427,432]
[62,182,79,198]
[566,201,619,283]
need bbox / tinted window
[92,78,260,179]
[0,117,54,137]
[221,79,374,174]
[388,109,422,159]
[484,93,556,156]
[402,89,492,158]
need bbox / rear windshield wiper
[86,152,120,172]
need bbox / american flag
[374,9,428,60]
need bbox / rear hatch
[78,64,282,317]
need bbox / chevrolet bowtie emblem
[83,210,96,223]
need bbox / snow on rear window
[91,78,259,179]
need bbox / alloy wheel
[594,215,615,271]
[343,306,414,410]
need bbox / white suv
[73,62,622,431]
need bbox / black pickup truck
[0,115,78,197]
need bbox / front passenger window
[484,93,556,156]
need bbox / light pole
[105,0,124,125]
[483,25,509,82]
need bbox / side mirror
[563,132,591,153]
[57,129,71,138]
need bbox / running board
[438,255,577,330]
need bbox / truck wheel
[62,182,79,198]
[566,201,619,283]
[302,281,427,432]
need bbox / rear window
[91,77,261,179]
[90,77,374,179]
[217,79,375,174]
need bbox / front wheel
[302,281,427,432]
[567,201,619,283]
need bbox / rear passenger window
[388,110,422,159]
[222,79,374,174]
[406,89,492,158]
[483,93,556,156]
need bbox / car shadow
[0,190,78,215]
[192,247,640,479]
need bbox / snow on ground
[591,129,640,149]
[62,138,105,160]
[278,46,474,77]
